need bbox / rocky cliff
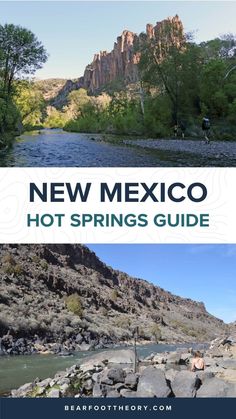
[0,244,227,355]
[49,15,184,108]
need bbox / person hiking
[191,351,205,372]
[179,121,186,139]
[173,123,178,138]
[202,117,211,144]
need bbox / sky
[0,1,236,79]
[87,244,236,324]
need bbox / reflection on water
[0,342,208,394]
[0,129,230,167]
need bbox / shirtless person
[191,351,205,372]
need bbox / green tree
[68,88,91,117]
[0,24,48,96]
[200,34,236,61]
[0,98,20,146]
[138,16,189,123]
[44,106,69,128]
[15,81,45,128]
[200,59,236,118]
[199,34,236,118]
[0,24,47,142]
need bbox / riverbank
[0,342,206,395]
[0,132,16,152]
[0,327,203,357]
[9,337,236,398]
[0,332,127,357]
[0,129,236,166]
[124,138,236,159]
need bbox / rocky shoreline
[0,332,196,357]
[0,332,122,357]
[124,138,236,160]
[10,337,236,398]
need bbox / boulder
[79,343,94,351]
[114,382,126,391]
[56,377,70,386]
[172,371,197,397]
[180,353,191,364]
[145,353,155,361]
[60,383,69,394]
[66,365,79,375]
[106,389,120,398]
[216,368,236,383]
[204,366,225,374]
[124,372,138,389]
[221,359,236,369]
[165,368,179,384]
[203,357,216,367]
[83,379,93,391]
[11,382,35,397]
[99,368,113,385]
[54,371,68,380]
[92,383,103,397]
[166,353,181,365]
[227,384,236,397]
[152,354,165,364]
[37,378,52,388]
[47,388,61,398]
[92,372,100,383]
[196,371,215,382]
[107,368,126,383]
[80,349,135,368]
[75,334,83,344]
[120,389,138,398]
[154,364,166,371]
[80,364,97,374]
[196,377,235,397]
[35,387,45,396]
[207,348,224,358]
[137,366,171,397]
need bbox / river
[0,129,226,167]
[0,342,208,394]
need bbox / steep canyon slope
[0,244,227,354]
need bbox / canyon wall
[82,15,183,93]
[50,15,183,107]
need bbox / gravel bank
[125,138,236,159]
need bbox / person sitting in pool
[191,351,205,372]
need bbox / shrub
[111,290,118,301]
[116,316,131,329]
[65,294,83,317]
[3,263,23,276]
[1,253,23,275]
[40,260,48,271]
[150,324,162,342]
[100,307,108,316]
[1,253,16,266]
[31,255,41,264]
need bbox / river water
[0,129,225,167]
[0,342,208,394]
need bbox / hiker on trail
[179,121,186,139]
[173,124,178,137]
[202,117,211,144]
[191,351,205,372]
